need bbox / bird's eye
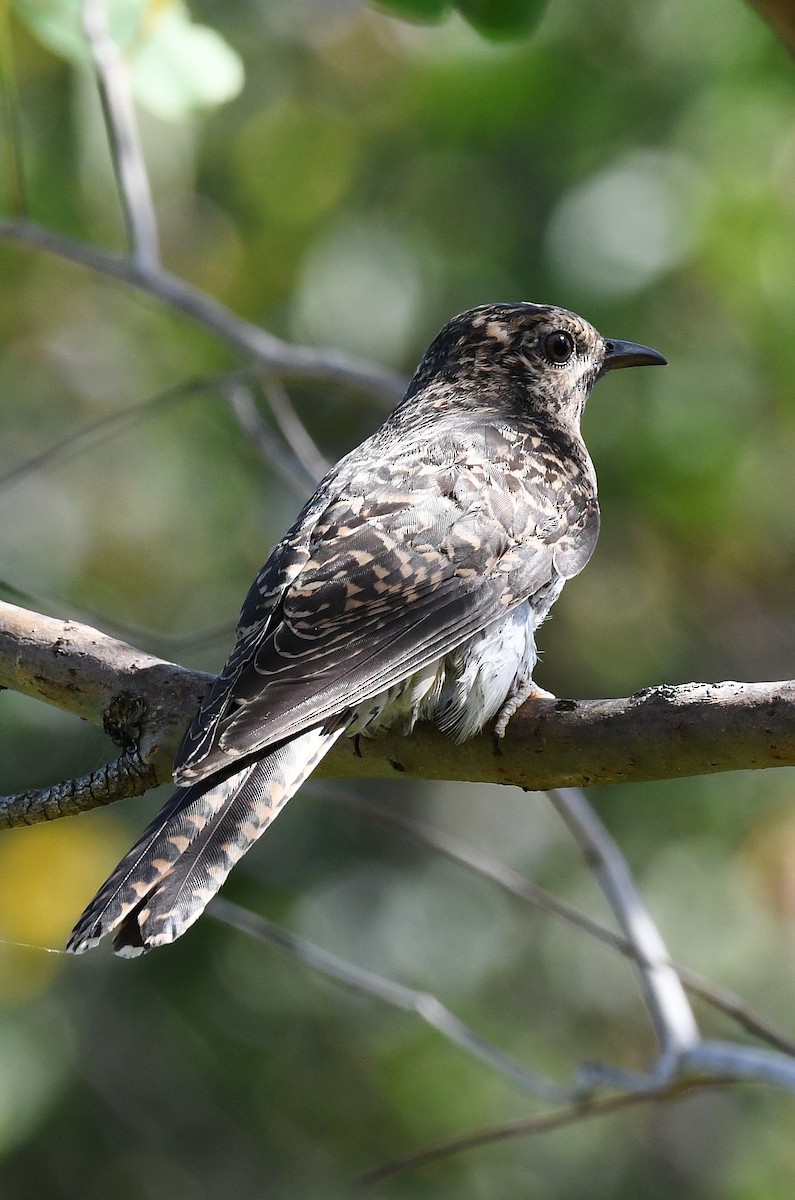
[543,330,575,364]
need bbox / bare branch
[0,599,211,827]
[353,680,795,788]
[0,219,406,403]
[682,1039,795,1089]
[358,1084,726,1187]
[1,600,794,828]
[360,1036,795,1185]
[677,970,795,1057]
[82,0,160,269]
[210,898,571,1103]
[322,783,626,939]
[3,751,156,826]
[548,787,699,1071]
[221,379,316,496]
[261,378,331,484]
[320,786,795,1057]
[0,373,245,497]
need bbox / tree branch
[361,1036,795,1185]
[548,787,699,1078]
[358,1085,724,1187]
[0,599,209,824]
[320,784,795,1057]
[260,377,331,484]
[212,898,571,1103]
[82,0,160,270]
[1,598,794,827]
[0,218,405,403]
[220,378,317,496]
[0,372,246,498]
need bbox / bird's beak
[600,338,667,373]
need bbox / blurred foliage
[1,0,795,1197]
[12,0,244,119]
[374,0,549,40]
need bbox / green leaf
[11,1,244,119]
[371,0,451,23]
[130,6,244,120]
[453,0,548,40]
[12,0,147,63]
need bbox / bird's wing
[175,437,594,783]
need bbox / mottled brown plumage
[67,302,665,956]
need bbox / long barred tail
[67,724,346,957]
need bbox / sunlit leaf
[11,0,244,119]
[130,6,244,119]
[12,0,146,61]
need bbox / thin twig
[82,0,160,269]
[358,1082,734,1187]
[261,377,331,484]
[676,969,795,1057]
[548,788,700,1072]
[222,379,316,495]
[322,784,627,943]
[361,1040,795,1185]
[0,219,406,403]
[321,787,795,1057]
[210,898,571,1103]
[0,372,247,496]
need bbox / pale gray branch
[211,898,570,1103]
[261,378,331,483]
[319,785,795,1057]
[682,1039,795,1089]
[221,379,315,496]
[82,0,160,269]
[0,219,406,403]
[549,787,699,1071]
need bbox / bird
[67,302,666,957]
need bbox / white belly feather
[352,596,547,745]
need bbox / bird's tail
[67,723,346,957]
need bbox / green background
[1,0,795,1195]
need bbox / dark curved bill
[601,339,668,372]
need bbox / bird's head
[406,302,666,425]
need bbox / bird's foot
[493,682,556,743]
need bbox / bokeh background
[1,0,795,1195]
